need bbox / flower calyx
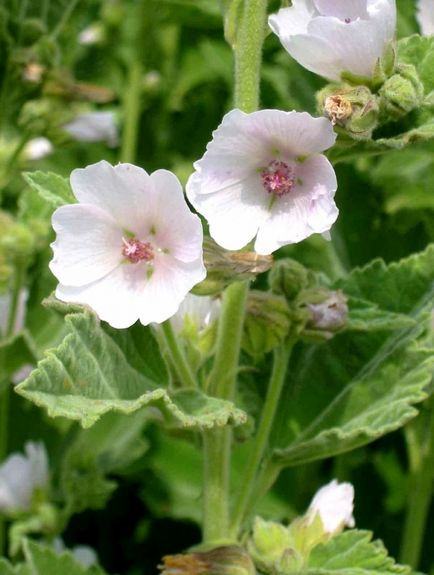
[159,545,256,575]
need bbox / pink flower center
[122,238,154,264]
[261,160,295,197]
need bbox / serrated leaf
[22,171,75,209]
[16,311,246,429]
[398,34,434,94]
[346,297,415,332]
[23,539,106,575]
[308,530,411,575]
[270,245,434,467]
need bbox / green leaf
[346,297,415,332]
[16,311,246,429]
[22,171,75,209]
[308,530,411,575]
[0,559,31,575]
[270,245,434,467]
[398,35,434,94]
[23,539,106,575]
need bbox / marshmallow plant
[416,0,434,35]
[5,0,434,573]
[269,0,397,82]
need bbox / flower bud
[298,289,348,341]
[307,479,355,535]
[318,85,379,141]
[379,64,424,119]
[269,258,310,301]
[243,291,291,358]
[159,546,256,575]
[192,238,272,296]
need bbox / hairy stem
[229,344,292,537]
[160,321,197,389]
[400,403,434,568]
[202,0,268,544]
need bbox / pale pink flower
[50,161,206,329]
[269,0,396,82]
[63,112,118,147]
[308,479,355,534]
[186,109,338,255]
[0,442,49,513]
[170,293,220,334]
[23,137,53,160]
[417,0,434,35]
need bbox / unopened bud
[269,258,310,301]
[192,238,272,295]
[301,289,348,340]
[379,64,424,119]
[159,546,256,575]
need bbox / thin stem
[0,266,25,555]
[161,321,197,389]
[50,0,80,40]
[202,282,248,543]
[120,60,143,164]
[229,344,292,537]
[400,404,434,568]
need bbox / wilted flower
[0,442,49,513]
[170,293,220,334]
[50,161,206,329]
[269,0,396,82]
[417,0,434,35]
[186,109,338,255]
[63,111,118,147]
[308,479,355,534]
[23,137,53,161]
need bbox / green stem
[161,321,197,389]
[229,344,292,537]
[202,282,248,543]
[233,0,268,112]
[50,0,80,40]
[120,60,143,164]
[400,405,434,568]
[0,266,25,556]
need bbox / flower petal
[70,161,151,233]
[417,0,434,35]
[268,1,315,37]
[147,170,204,263]
[50,204,123,287]
[188,172,270,251]
[313,0,368,19]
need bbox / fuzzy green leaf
[16,311,246,429]
[308,530,411,575]
[0,560,31,575]
[398,34,434,94]
[22,171,75,209]
[23,540,106,575]
[270,245,434,467]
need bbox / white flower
[63,112,119,147]
[78,24,104,46]
[23,137,53,160]
[0,442,49,513]
[269,0,396,82]
[186,109,338,255]
[170,293,220,334]
[50,161,206,329]
[308,479,355,534]
[417,0,434,35]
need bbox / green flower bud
[247,517,293,573]
[243,291,291,358]
[372,41,396,87]
[269,258,310,301]
[20,18,47,45]
[379,64,424,119]
[192,238,272,296]
[318,85,379,141]
[159,546,256,575]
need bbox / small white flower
[269,0,396,81]
[170,293,220,334]
[23,137,53,161]
[0,442,49,513]
[78,23,104,46]
[308,479,355,534]
[50,161,206,329]
[416,0,434,35]
[63,111,119,148]
[186,109,338,255]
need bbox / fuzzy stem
[229,344,292,537]
[160,321,197,389]
[400,404,434,568]
[202,0,268,545]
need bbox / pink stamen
[122,238,154,263]
[261,160,295,197]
